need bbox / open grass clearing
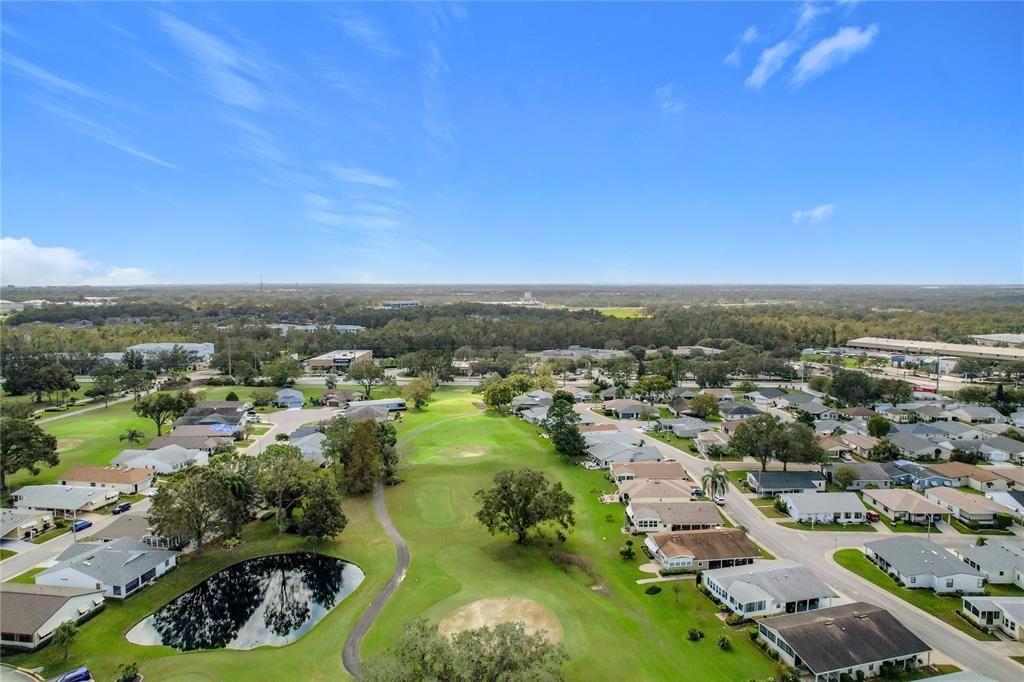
[833,549,996,641]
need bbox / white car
[713,495,726,506]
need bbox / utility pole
[227,338,233,378]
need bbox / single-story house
[695,430,730,456]
[895,423,945,439]
[880,461,954,490]
[37,538,178,600]
[589,442,663,467]
[888,432,949,461]
[345,404,391,422]
[780,492,867,525]
[93,514,180,549]
[645,528,760,572]
[291,432,327,467]
[930,420,989,442]
[805,403,843,421]
[864,537,984,594]
[319,389,362,407]
[111,444,207,474]
[58,465,155,496]
[11,485,119,517]
[960,596,1024,641]
[598,387,631,401]
[756,602,932,680]
[861,489,949,526]
[666,396,691,416]
[626,501,723,532]
[0,584,105,650]
[656,416,710,438]
[720,419,750,437]
[817,435,852,458]
[617,478,695,504]
[744,388,787,406]
[774,392,817,410]
[583,430,636,448]
[512,390,553,411]
[840,407,876,419]
[353,397,407,412]
[929,462,1010,492]
[839,433,880,457]
[147,434,232,452]
[0,508,53,540]
[745,471,826,497]
[824,462,891,490]
[942,405,1006,424]
[953,541,1024,585]
[813,419,846,435]
[993,466,1024,489]
[272,388,305,409]
[986,490,1024,521]
[609,461,687,483]
[702,560,836,619]
[957,436,1024,464]
[699,388,733,400]
[603,399,645,419]
[168,424,238,439]
[924,487,1009,527]
[719,402,762,421]
[1013,409,1024,427]
[520,406,549,425]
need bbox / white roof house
[961,596,1024,641]
[11,485,119,515]
[37,538,178,600]
[701,560,836,618]
[864,537,983,594]
[779,492,867,525]
[111,444,207,474]
[953,541,1024,585]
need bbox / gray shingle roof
[705,560,835,604]
[761,602,930,675]
[748,471,824,490]
[12,485,117,511]
[865,537,980,578]
[0,584,103,636]
[44,538,177,587]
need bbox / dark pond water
[126,552,364,651]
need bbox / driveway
[580,406,1024,680]
[248,407,343,454]
[0,499,152,580]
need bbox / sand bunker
[57,439,83,452]
[438,598,562,643]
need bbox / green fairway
[833,549,997,641]
[5,497,392,682]
[363,411,777,681]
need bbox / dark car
[56,667,92,682]
[112,502,132,515]
[71,520,93,533]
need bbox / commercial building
[846,337,1024,362]
[307,349,373,371]
[126,342,215,363]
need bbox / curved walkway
[341,412,479,678]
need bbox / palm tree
[701,464,729,500]
[120,429,144,444]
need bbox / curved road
[341,413,479,678]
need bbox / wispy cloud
[157,12,266,110]
[796,2,829,31]
[792,203,836,224]
[655,84,686,116]
[723,25,761,68]
[741,26,761,45]
[793,25,879,85]
[34,99,177,169]
[3,53,116,105]
[336,11,400,58]
[422,42,456,148]
[723,49,742,67]
[220,115,289,165]
[301,194,400,232]
[0,237,159,286]
[325,164,398,189]
[745,40,795,89]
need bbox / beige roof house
[862,489,948,517]
[617,478,695,504]
[610,461,688,482]
[646,528,760,563]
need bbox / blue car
[56,667,92,682]
[71,520,93,533]
[112,502,132,515]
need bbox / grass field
[0,548,15,561]
[751,498,787,518]
[362,405,777,680]
[833,549,997,641]
[5,566,46,584]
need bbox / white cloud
[157,12,266,110]
[745,40,795,90]
[723,48,742,68]
[797,2,829,31]
[336,12,400,58]
[792,203,836,224]
[325,164,398,189]
[0,237,158,286]
[3,53,116,105]
[793,24,879,85]
[655,84,686,115]
[741,26,761,44]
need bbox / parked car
[71,520,93,533]
[56,667,91,682]
[865,511,880,522]
[691,488,705,497]
[112,502,132,515]
[713,495,726,506]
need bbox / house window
[946,578,954,588]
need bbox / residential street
[577,405,1024,681]
[249,407,342,454]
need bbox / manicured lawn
[833,549,997,641]
[726,469,755,490]
[363,412,777,681]
[860,500,940,533]
[984,582,1024,597]
[5,566,45,583]
[6,498,393,682]
[750,498,787,519]
[949,518,1014,536]
[779,521,876,532]
[0,548,15,561]
[31,524,72,543]
[1012,655,1024,666]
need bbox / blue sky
[2,1,1021,285]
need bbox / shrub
[644,585,662,595]
[994,513,1013,530]
[114,662,139,682]
[718,635,731,651]
[768,648,780,661]
[275,433,290,441]
[840,674,853,682]
[687,628,704,641]
[747,626,759,642]
[225,391,239,401]
[855,671,866,682]
[725,613,746,626]
[773,498,788,514]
